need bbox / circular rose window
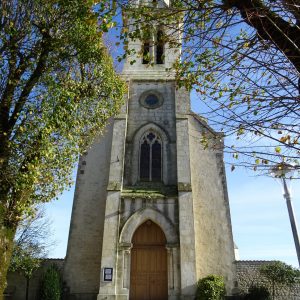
[140,91,163,109]
[145,94,159,106]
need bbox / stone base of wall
[66,293,98,300]
[6,259,300,300]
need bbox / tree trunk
[224,0,300,72]
[25,278,29,300]
[0,225,15,299]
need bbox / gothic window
[156,29,164,64]
[139,131,162,181]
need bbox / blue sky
[44,94,300,268]
[227,168,300,267]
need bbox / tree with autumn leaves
[120,0,300,171]
[8,206,53,300]
[0,0,125,295]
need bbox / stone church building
[3,0,237,299]
[5,3,300,300]
[62,0,236,299]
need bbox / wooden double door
[130,221,168,300]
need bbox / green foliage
[9,244,41,280]
[245,285,270,300]
[260,261,300,287]
[9,206,52,279]
[259,261,300,300]
[195,275,226,300]
[39,265,61,300]
[0,0,126,293]
[0,0,125,222]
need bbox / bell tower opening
[156,28,164,64]
[142,40,151,64]
[130,220,168,300]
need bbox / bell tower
[121,0,180,80]
[63,1,236,299]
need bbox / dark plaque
[103,267,113,282]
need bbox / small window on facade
[139,131,162,181]
[140,91,164,109]
[142,41,150,64]
[145,94,159,107]
[156,29,164,64]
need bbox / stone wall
[188,114,236,294]
[123,80,177,186]
[63,122,114,299]
[8,258,300,300]
[236,260,300,300]
[4,259,63,300]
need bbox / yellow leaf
[275,146,281,153]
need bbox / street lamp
[270,163,300,267]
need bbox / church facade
[63,1,236,299]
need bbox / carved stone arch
[119,207,178,245]
[133,122,169,144]
[131,123,170,184]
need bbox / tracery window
[139,131,162,181]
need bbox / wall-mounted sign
[103,267,113,282]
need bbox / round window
[145,94,159,106]
[140,91,163,109]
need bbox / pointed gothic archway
[130,220,168,300]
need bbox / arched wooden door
[130,220,168,300]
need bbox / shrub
[259,261,300,300]
[196,275,226,300]
[245,285,270,300]
[39,264,61,300]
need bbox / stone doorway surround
[116,207,181,300]
[130,220,167,300]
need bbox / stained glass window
[152,140,162,181]
[140,140,150,180]
[139,131,162,181]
